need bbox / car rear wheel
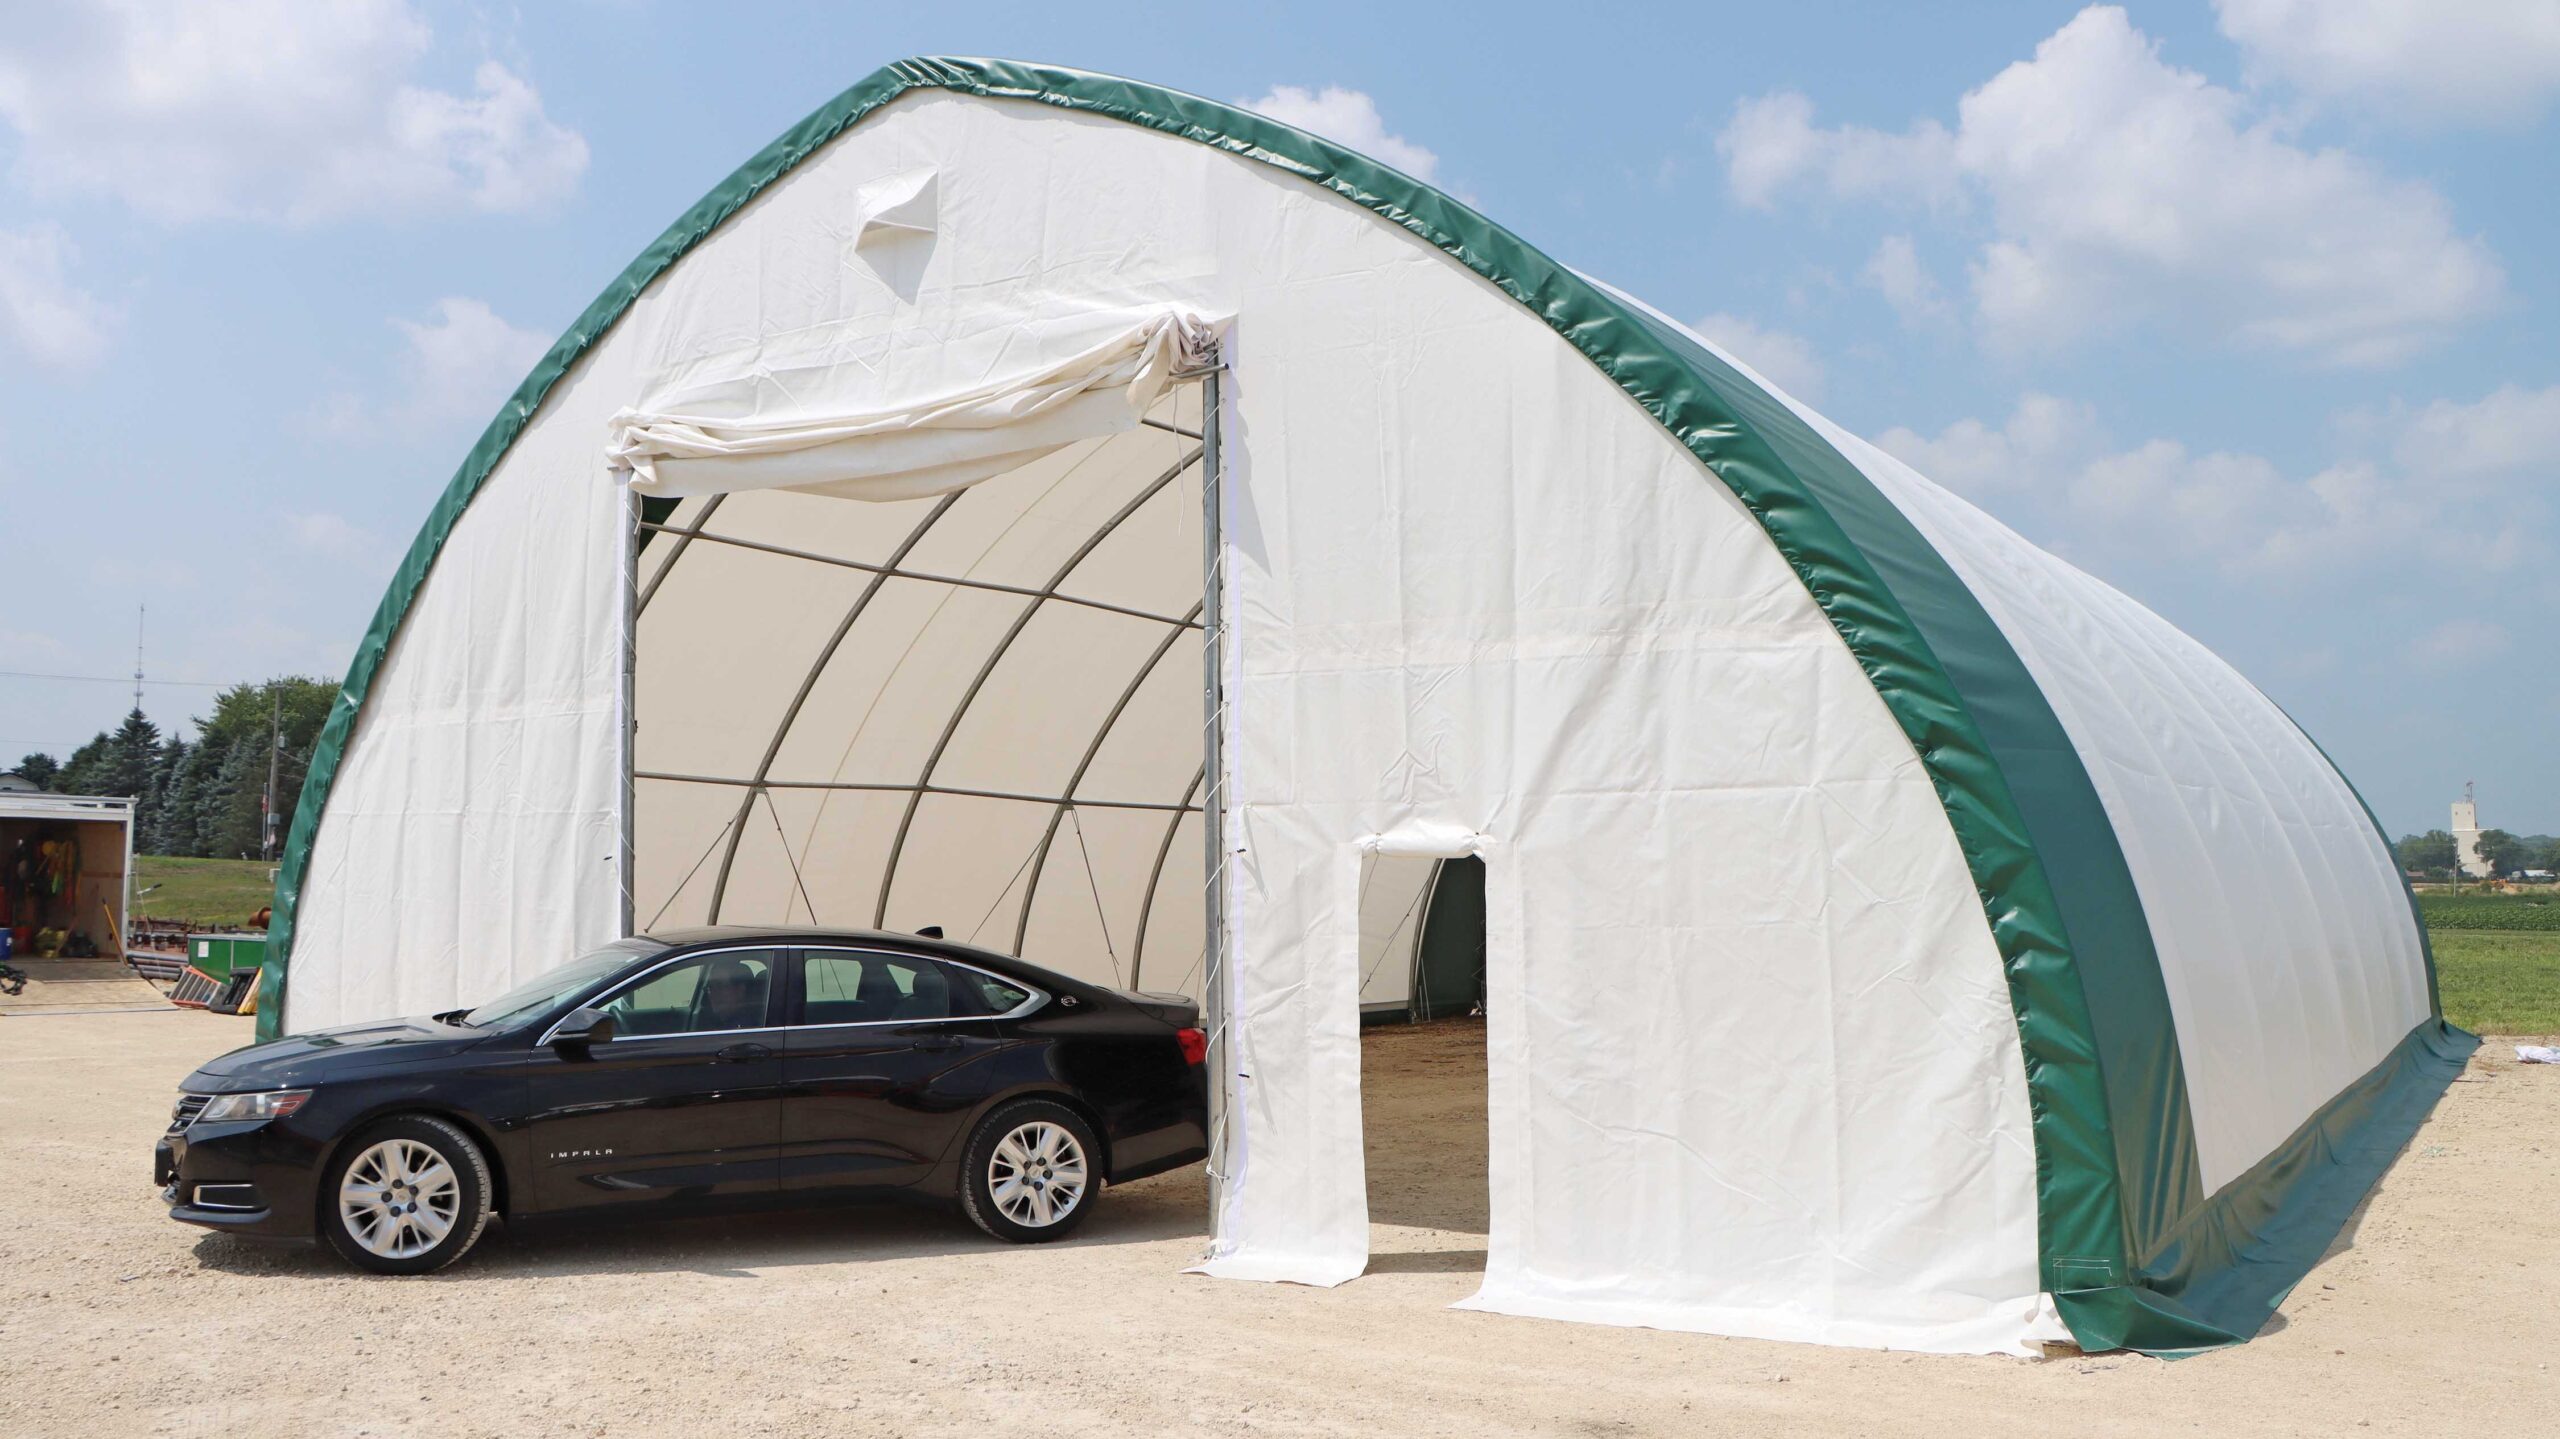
[319,1115,493,1275]
[959,1100,1099,1243]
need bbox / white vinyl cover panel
[1814,425,2429,1190]
[290,89,2060,1351]
[1615,289,2435,1192]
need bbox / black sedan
[156,927,1209,1273]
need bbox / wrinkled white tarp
[605,310,1217,501]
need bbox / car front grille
[169,1093,210,1132]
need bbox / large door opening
[1356,849,1490,1277]
[626,381,1215,998]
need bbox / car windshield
[459,938,668,1029]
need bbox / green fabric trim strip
[2054,1018,2474,1353]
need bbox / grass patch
[130,854,276,928]
[2430,928,2560,1035]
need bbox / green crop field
[2415,891,2560,931]
[130,854,276,928]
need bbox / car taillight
[1176,1026,1207,1066]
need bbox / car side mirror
[550,1007,616,1050]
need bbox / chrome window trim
[791,947,1048,1026]
[532,942,1047,1046]
[535,943,787,1047]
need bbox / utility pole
[262,688,283,862]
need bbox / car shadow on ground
[187,1168,1211,1281]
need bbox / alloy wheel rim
[337,1138,461,1259]
[988,1121,1087,1228]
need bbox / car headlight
[195,1089,312,1124]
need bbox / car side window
[798,951,957,1026]
[595,950,777,1037]
[959,969,1031,1017]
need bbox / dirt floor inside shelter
[1,1012,2552,1438]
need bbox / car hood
[187,1016,490,1088]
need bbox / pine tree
[164,742,215,858]
[204,736,267,859]
[103,709,160,800]
[143,738,191,854]
[9,752,58,790]
[55,733,113,797]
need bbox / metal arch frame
[638,771,1196,812]
[867,442,1204,928]
[1127,764,1206,989]
[638,523,1204,633]
[700,491,965,921]
[1007,598,1204,954]
[626,426,1209,937]
[635,494,726,615]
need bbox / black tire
[959,1099,1101,1243]
[318,1115,494,1275]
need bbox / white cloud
[2215,0,2560,126]
[0,1,587,223]
[1875,393,2099,493]
[2409,619,2512,669]
[0,223,113,367]
[1718,6,2505,366]
[1690,312,1826,400]
[1879,379,2558,586]
[1718,92,1960,212]
[286,509,378,560]
[314,296,550,438]
[395,297,550,420]
[1861,234,1954,328]
[2388,383,2560,479]
[1244,84,1440,182]
[283,511,388,570]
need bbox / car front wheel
[959,1099,1099,1243]
[319,1115,493,1274]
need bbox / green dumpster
[187,933,267,980]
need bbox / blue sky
[1,0,2552,838]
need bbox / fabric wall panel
[1811,425,2430,1191]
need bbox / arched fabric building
[258,58,2472,1356]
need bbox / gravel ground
[1,1010,2551,1438]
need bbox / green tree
[2475,829,2528,877]
[8,752,58,789]
[54,732,113,797]
[102,708,159,799]
[188,677,334,856]
[160,741,216,858]
[2396,830,2458,873]
[202,735,268,859]
[143,739,192,854]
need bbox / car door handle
[713,1042,773,1063]
[912,1033,962,1052]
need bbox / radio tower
[133,604,146,714]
